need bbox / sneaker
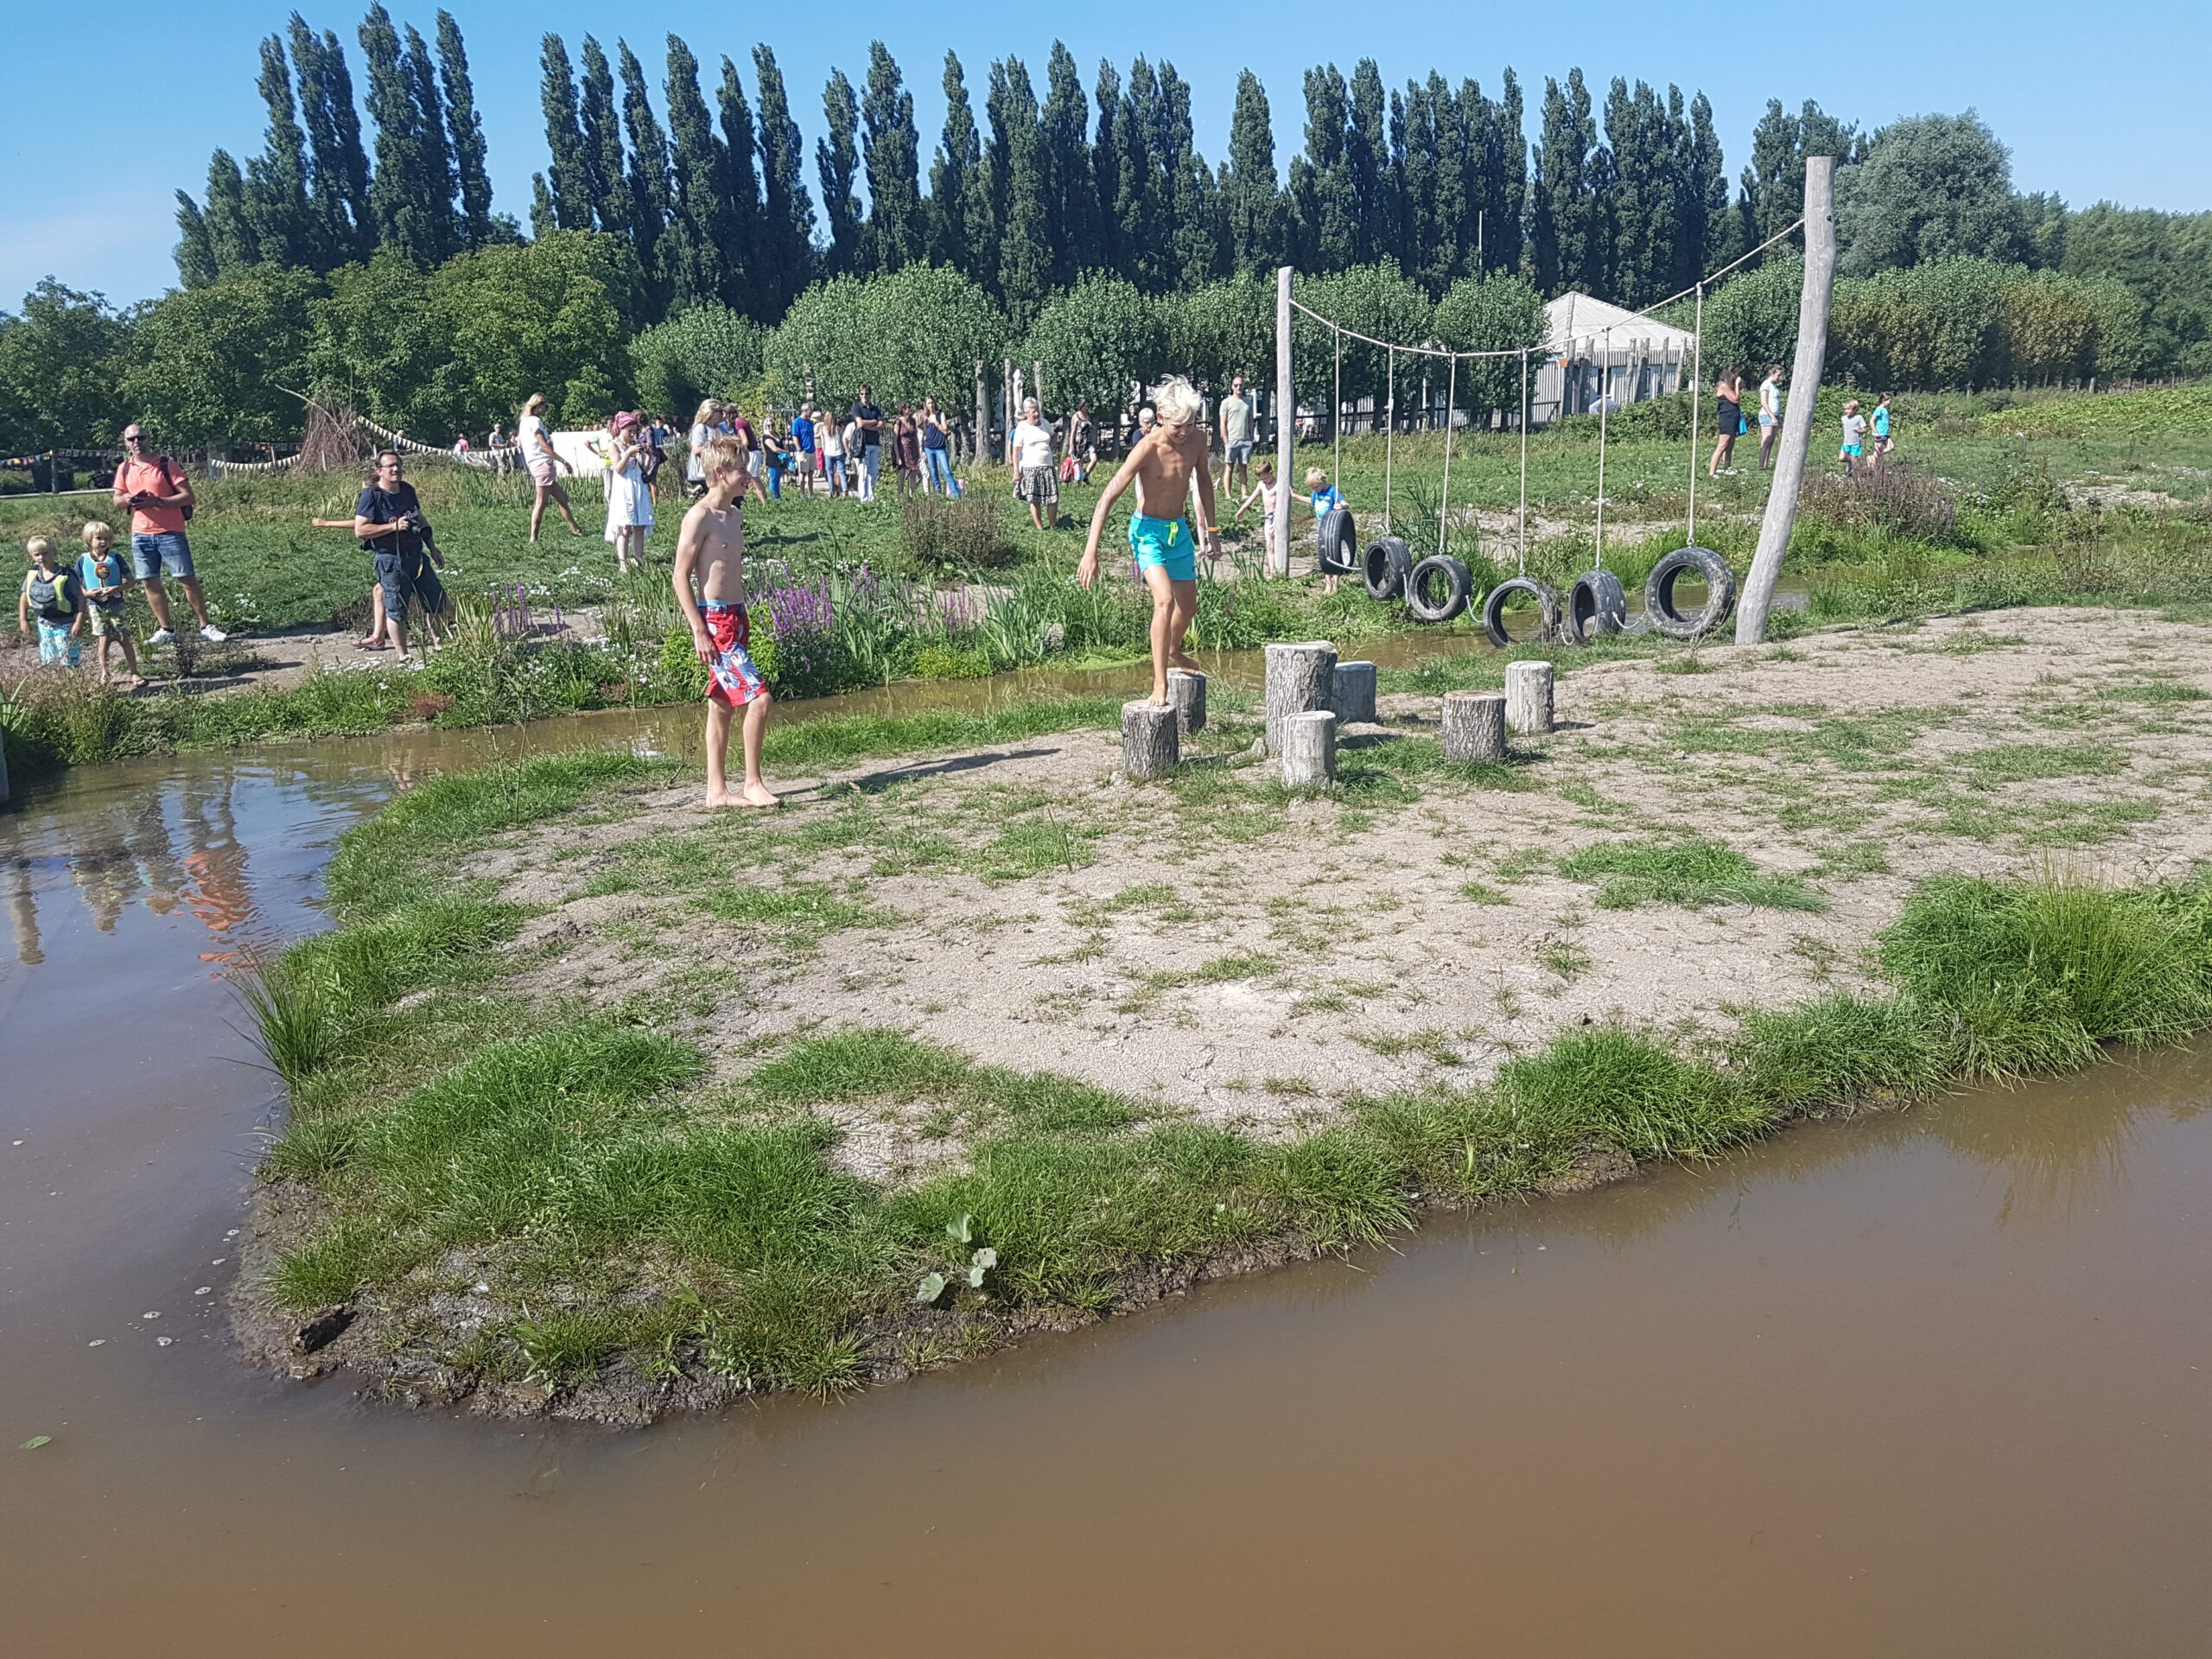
[148,627,175,645]
[200,625,228,643]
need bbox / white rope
[1383,345,1395,521]
[1517,346,1529,575]
[1332,325,1343,498]
[1595,362,1609,570]
[1688,283,1705,548]
[1440,353,1457,561]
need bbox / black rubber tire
[1405,555,1473,624]
[1317,507,1360,575]
[1482,576,1560,649]
[1361,534,1411,599]
[1643,546,1738,639]
[1565,569,1628,643]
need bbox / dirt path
[458,606,2212,1186]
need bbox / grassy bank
[239,717,2212,1411]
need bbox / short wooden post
[1332,661,1377,724]
[1281,709,1337,787]
[1263,640,1337,754]
[1122,700,1180,779]
[1441,691,1508,762]
[1167,668,1208,735]
[1505,660,1554,735]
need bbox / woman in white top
[820,416,847,496]
[684,398,720,497]
[1008,397,1058,530]
[598,410,655,572]
[1757,365,1784,471]
[518,392,582,543]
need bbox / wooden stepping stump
[1122,699,1179,779]
[1332,661,1377,724]
[1506,660,1554,735]
[1281,709,1338,787]
[1168,668,1208,735]
[1441,691,1507,762]
[1264,640,1337,755]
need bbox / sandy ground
[452,606,2212,1186]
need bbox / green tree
[244,34,315,270]
[1740,99,1859,257]
[1111,59,1173,289]
[1701,254,1802,378]
[618,41,674,309]
[630,303,766,415]
[766,264,1007,412]
[1021,274,1166,412]
[359,4,452,264]
[2063,203,2212,375]
[576,40,628,245]
[751,47,816,314]
[1160,62,1223,289]
[0,282,132,451]
[123,267,321,444]
[1683,92,1735,279]
[662,36,732,315]
[1839,111,2025,276]
[1040,43,1097,284]
[817,69,863,277]
[1345,60,1393,269]
[988,59,1051,324]
[292,16,373,266]
[1166,272,1274,391]
[860,42,925,276]
[928,52,986,281]
[198,151,260,278]
[1291,262,1431,416]
[435,11,495,249]
[1289,64,1353,273]
[537,35,594,233]
[1091,60,1123,278]
[400,24,460,255]
[716,55,764,314]
[1432,270,1545,416]
[1829,257,2013,389]
[1224,69,1283,276]
[1530,71,1600,296]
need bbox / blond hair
[1305,467,1328,489]
[521,392,549,416]
[26,536,57,563]
[1149,374,1202,426]
[80,520,113,546]
[695,434,747,480]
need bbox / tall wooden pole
[974,360,987,464]
[1738,156,1838,644]
[1273,264,1294,578]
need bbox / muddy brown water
[7,634,2208,1657]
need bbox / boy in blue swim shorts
[1079,374,1219,708]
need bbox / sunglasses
[124,433,144,442]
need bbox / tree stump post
[1280,710,1338,787]
[1505,660,1554,734]
[1264,640,1338,755]
[1332,661,1377,724]
[1121,699,1179,780]
[1441,691,1508,762]
[1167,668,1208,735]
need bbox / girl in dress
[599,410,655,573]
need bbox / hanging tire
[1405,555,1473,624]
[1643,546,1738,639]
[1482,576,1560,649]
[1361,534,1411,598]
[1317,508,1360,575]
[1565,569,1628,643]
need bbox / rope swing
[1688,282,1705,549]
[1439,353,1458,561]
[1517,346,1530,575]
[1383,345,1395,521]
[1332,324,1343,498]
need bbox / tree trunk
[1738,156,1839,645]
[1121,699,1180,780]
[1263,640,1337,754]
[1168,668,1207,734]
[1505,660,1554,734]
[1280,710,1337,787]
[1441,691,1507,762]
[1331,661,1377,724]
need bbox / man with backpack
[111,423,225,643]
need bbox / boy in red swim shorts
[673,434,778,807]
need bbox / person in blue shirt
[1306,466,1348,594]
[1870,395,1894,474]
[790,406,817,496]
[77,521,146,687]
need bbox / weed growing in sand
[1458,880,1509,906]
[1536,940,1592,982]
[1558,836,1827,912]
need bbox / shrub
[1799,459,1961,543]
[899,493,1019,572]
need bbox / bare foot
[1148,689,1171,707]
[1169,648,1203,673]
[129,675,149,690]
[739,783,780,809]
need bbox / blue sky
[3,1,2204,310]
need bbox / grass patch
[1957,742,2125,788]
[1558,836,1827,912]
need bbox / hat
[611,410,641,433]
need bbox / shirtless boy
[1077,375,1218,706]
[673,434,777,808]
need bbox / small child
[19,537,84,669]
[1235,456,1281,566]
[1870,394,1894,472]
[78,522,147,688]
[1306,466,1348,594]
[1840,399,1867,476]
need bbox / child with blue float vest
[79,521,147,688]
[1306,466,1347,594]
[1078,375,1219,708]
[19,537,84,669]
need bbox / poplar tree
[359,4,444,263]
[1113,59,1167,289]
[1394,77,1446,293]
[245,35,314,269]
[1091,60,1123,278]
[1605,78,1680,306]
[291,17,372,266]
[401,24,460,258]
[1683,92,1734,281]
[988,58,1051,323]
[716,56,763,315]
[577,39,628,244]
[175,194,219,288]
[1039,43,1096,285]
[658,37,728,315]
[614,45,672,309]
[927,53,983,279]
[1530,71,1600,296]
[1345,60,1393,268]
[817,69,863,277]
[751,46,816,313]
[1493,70,1526,276]
[1224,69,1281,276]
[197,151,260,278]
[1160,63,1223,289]
[1289,64,1353,274]
[435,11,494,249]
[538,35,594,233]
[861,42,925,275]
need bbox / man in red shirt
[111,423,224,644]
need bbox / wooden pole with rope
[1272,264,1294,578]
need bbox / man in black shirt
[850,385,885,503]
[353,450,449,662]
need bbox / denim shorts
[131,531,194,582]
[1226,441,1255,465]
[375,549,447,620]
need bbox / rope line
[1332,325,1343,500]
[1383,345,1395,521]
[1516,349,1529,575]
[1688,283,1705,548]
[1440,354,1457,562]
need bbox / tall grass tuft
[1558,836,1827,912]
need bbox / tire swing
[1362,533,1411,599]
[1564,569,1628,642]
[1643,546,1738,639]
[1483,575,1560,648]
[1317,505,1360,576]
[1406,554,1473,623]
